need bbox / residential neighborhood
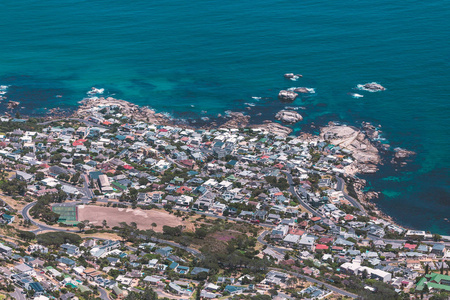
[0,101,448,300]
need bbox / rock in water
[7,101,19,109]
[284,73,302,80]
[275,110,303,124]
[278,90,298,102]
[393,148,416,159]
[358,82,386,92]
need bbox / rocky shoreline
[8,84,417,230]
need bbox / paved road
[335,176,367,215]
[283,171,323,218]
[269,268,358,298]
[257,230,290,254]
[82,174,94,200]
[22,201,79,234]
[10,287,26,300]
[99,287,110,300]
[38,118,107,129]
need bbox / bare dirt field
[77,206,186,232]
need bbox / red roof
[72,139,87,146]
[288,228,305,236]
[260,155,269,159]
[332,246,344,251]
[123,165,133,170]
[319,237,334,244]
[344,214,354,221]
[404,243,417,250]
[102,120,112,125]
[176,186,192,194]
[159,129,168,132]
[311,217,321,222]
[315,244,329,250]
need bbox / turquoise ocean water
[0,0,448,233]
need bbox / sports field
[77,206,187,231]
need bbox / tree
[17,230,36,241]
[287,276,298,288]
[151,222,157,229]
[35,172,45,181]
[195,228,208,239]
[102,220,107,228]
[77,222,85,231]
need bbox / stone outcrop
[293,87,313,94]
[7,101,19,110]
[321,124,380,174]
[358,82,386,92]
[275,110,303,124]
[75,97,168,124]
[253,122,292,137]
[393,148,416,159]
[278,90,298,102]
[284,73,302,80]
[219,112,250,129]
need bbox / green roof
[112,181,127,190]
[416,273,450,292]
[428,282,450,292]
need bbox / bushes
[37,232,82,247]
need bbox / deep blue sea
[0,0,448,234]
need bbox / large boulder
[278,90,298,102]
[275,110,303,124]
[284,73,302,80]
[357,82,386,92]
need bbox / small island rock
[275,110,303,124]
[278,90,298,102]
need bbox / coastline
[68,95,418,233]
[0,89,436,235]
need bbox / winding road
[335,176,367,215]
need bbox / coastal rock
[284,73,302,80]
[393,147,416,159]
[321,124,380,174]
[275,110,303,124]
[253,122,292,137]
[357,82,386,92]
[278,90,298,102]
[219,112,250,129]
[75,97,166,124]
[7,101,19,110]
[292,87,315,94]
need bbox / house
[0,243,12,256]
[1,214,14,224]
[61,244,80,256]
[416,273,450,292]
[298,235,315,251]
[191,267,210,276]
[16,171,34,182]
[431,244,446,257]
[155,246,172,257]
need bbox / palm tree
[102,220,107,228]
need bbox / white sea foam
[87,87,105,95]
[350,93,364,98]
[251,96,261,100]
[244,102,256,107]
[287,87,316,94]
